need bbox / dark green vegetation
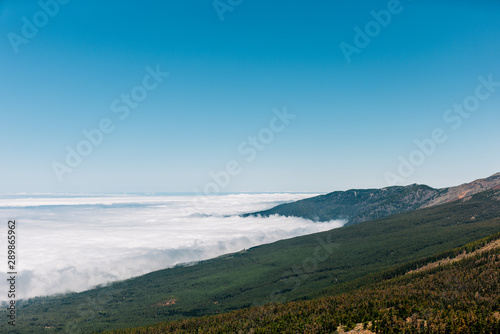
[247,184,441,226]
[107,233,500,333]
[248,173,500,226]
[3,190,499,333]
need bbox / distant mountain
[246,173,500,226]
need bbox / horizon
[1,1,499,193]
[0,170,497,196]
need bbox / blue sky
[1,0,499,193]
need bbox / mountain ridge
[247,173,500,226]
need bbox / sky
[1,0,499,193]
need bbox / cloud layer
[0,193,344,301]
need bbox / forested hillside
[107,233,500,333]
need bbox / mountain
[246,173,500,226]
[6,189,500,333]
[422,172,500,207]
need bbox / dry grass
[406,239,500,275]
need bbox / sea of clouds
[0,193,345,301]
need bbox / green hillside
[3,190,500,333]
[107,233,500,333]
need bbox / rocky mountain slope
[247,173,500,226]
[422,172,500,207]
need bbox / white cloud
[0,193,344,301]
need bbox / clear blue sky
[1,0,499,193]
